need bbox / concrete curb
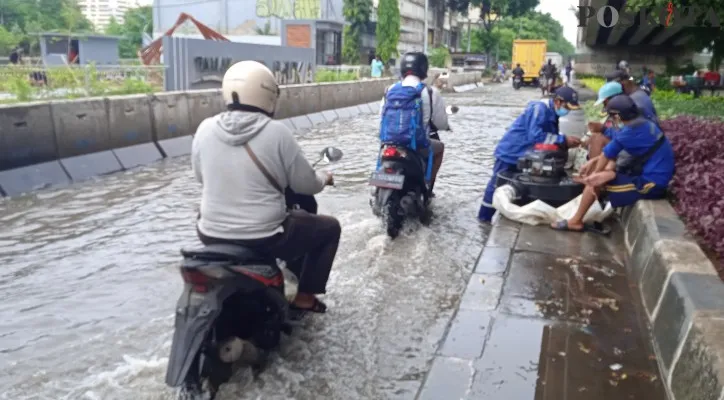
[0,72,482,198]
[621,200,724,400]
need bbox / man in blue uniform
[478,86,582,222]
[588,79,660,157]
[551,94,675,232]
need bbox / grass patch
[314,70,358,83]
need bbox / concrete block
[368,101,381,114]
[112,143,164,170]
[357,102,373,114]
[60,150,123,181]
[670,314,724,400]
[485,225,519,248]
[0,102,58,170]
[307,112,325,126]
[319,82,357,109]
[640,240,717,318]
[459,274,504,311]
[187,89,224,132]
[653,272,724,373]
[290,115,312,131]
[276,84,321,119]
[156,136,193,158]
[150,92,192,140]
[474,247,511,275]
[321,110,338,122]
[343,106,360,118]
[334,107,351,119]
[51,97,111,158]
[417,357,473,400]
[106,94,154,149]
[0,161,70,197]
[439,309,492,359]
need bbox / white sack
[491,184,614,226]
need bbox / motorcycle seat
[181,244,270,264]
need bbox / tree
[0,26,21,55]
[626,0,724,70]
[465,0,540,63]
[342,0,372,64]
[375,0,400,62]
[105,6,152,58]
[462,11,574,62]
[255,21,274,35]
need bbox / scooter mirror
[321,147,344,162]
[446,105,459,115]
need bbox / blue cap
[605,94,639,120]
[594,81,624,105]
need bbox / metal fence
[0,64,165,103]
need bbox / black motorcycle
[165,147,343,400]
[512,75,522,90]
[368,107,457,238]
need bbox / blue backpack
[379,82,430,151]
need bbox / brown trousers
[198,210,341,294]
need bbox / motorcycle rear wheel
[383,194,404,239]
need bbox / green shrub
[315,70,358,82]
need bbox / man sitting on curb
[550,95,675,232]
[587,80,660,158]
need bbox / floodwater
[0,84,664,400]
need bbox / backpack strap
[426,86,438,133]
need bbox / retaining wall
[621,201,724,400]
[0,72,482,197]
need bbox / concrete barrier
[50,98,123,181]
[0,72,482,197]
[621,201,724,400]
[107,94,163,169]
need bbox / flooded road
[0,84,665,400]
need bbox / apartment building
[78,0,132,31]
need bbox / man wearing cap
[551,94,674,232]
[587,80,659,158]
[478,86,582,222]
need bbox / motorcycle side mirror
[321,147,344,163]
[446,105,459,115]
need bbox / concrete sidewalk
[416,218,667,399]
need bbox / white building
[78,0,132,31]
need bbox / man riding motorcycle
[541,59,557,93]
[512,63,524,78]
[378,52,449,195]
[191,60,340,314]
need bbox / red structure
[139,13,230,65]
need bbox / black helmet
[605,94,639,121]
[399,52,429,80]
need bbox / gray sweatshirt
[192,111,327,240]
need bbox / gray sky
[536,0,578,46]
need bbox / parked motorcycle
[165,147,343,400]
[368,106,458,238]
[512,75,522,90]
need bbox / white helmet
[222,60,279,115]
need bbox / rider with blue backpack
[378,52,449,196]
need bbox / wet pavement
[0,83,665,399]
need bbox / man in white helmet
[192,60,339,315]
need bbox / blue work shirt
[494,99,564,165]
[603,89,659,139]
[602,118,675,187]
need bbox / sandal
[550,220,585,232]
[289,298,327,320]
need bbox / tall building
[78,0,131,31]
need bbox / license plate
[369,172,405,189]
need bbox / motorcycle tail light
[382,147,402,158]
[181,269,211,293]
[534,143,559,151]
